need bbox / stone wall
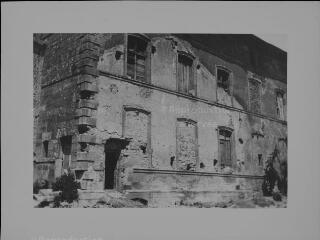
[33,34,287,201]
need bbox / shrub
[273,192,282,201]
[52,172,81,203]
[38,200,50,208]
[33,179,49,194]
[262,161,279,196]
[278,161,288,195]
[53,195,62,208]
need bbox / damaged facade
[33,33,287,206]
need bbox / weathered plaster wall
[94,76,287,191]
[194,48,248,109]
[150,37,177,90]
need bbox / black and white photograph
[33,33,288,208]
[2,2,320,240]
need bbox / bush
[262,162,279,196]
[52,172,81,203]
[38,200,50,208]
[278,161,288,195]
[33,179,49,194]
[272,192,282,201]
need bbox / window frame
[176,51,197,96]
[216,65,232,93]
[248,76,262,114]
[275,88,286,120]
[125,34,151,83]
[217,126,233,168]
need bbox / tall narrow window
[127,35,148,82]
[248,78,262,114]
[177,52,195,96]
[176,118,198,171]
[218,127,233,167]
[276,90,285,120]
[43,140,49,157]
[217,67,231,94]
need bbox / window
[248,78,262,114]
[218,127,233,167]
[43,140,49,157]
[176,118,198,171]
[258,154,263,166]
[276,90,285,120]
[217,67,231,94]
[127,35,149,82]
[177,52,196,96]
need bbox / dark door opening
[105,141,122,189]
[60,135,72,170]
[105,150,121,189]
[104,138,130,190]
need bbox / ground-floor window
[218,127,233,168]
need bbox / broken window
[43,140,49,157]
[218,127,233,167]
[276,90,285,120]
[177,52,196,96]
[123,107,151,155]
[176,118,197,171]
[127,35,148,82]
[258,154,263,166]
[217,67,231,94]
[248,78,262,114]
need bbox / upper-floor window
[248,78,262,114]
[127,34,149,82]
[276,89,285,120]
[217,67,231,94]
[43,140,49,157]
[177,52,196,96]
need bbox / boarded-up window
[218,128,232,167]
[276,91,285,120]
[177,53,195,96]
[127,35,148,82]
[176,119,197,171]
[249,78,261,114]
[217,68,230,94]
[124,108,150,152]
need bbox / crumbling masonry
[33,34,287,206]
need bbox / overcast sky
[255,34,288,52]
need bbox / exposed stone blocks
[78,82,98,93]
[76,152,99,162]
[75,108,96,118]
[78,99,98,109]
[77,134,102,144]
[72,34,103,190]
[77,117,97,127]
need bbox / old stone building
[33,33,287,206]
